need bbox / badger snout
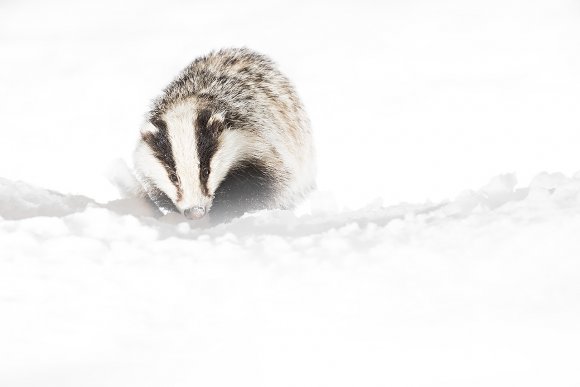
[183,206,206,220]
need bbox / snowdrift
[1,172,580,386]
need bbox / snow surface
[2,0,580,385]
[2,172,580,386]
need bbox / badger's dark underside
[209,159,277,223]
[148,159,277,224]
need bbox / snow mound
[3,171,580,237]
[0,177,95,220]
[1,172,580,387]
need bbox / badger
[133,48,316,223]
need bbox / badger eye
[169,172,179,184]
[202,167,210,177]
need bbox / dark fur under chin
[209,159,277,223]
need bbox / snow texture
[2,172,580,386]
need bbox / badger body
[133,48,316,222]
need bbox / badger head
[133,100,253,220]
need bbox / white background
[1,0,579,206]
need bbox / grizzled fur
[133,48,316,222]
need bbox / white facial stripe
[162,101,209,211]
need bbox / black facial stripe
[195,109,224,196]
[145,182,179,214]
[142,118,182,200]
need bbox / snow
[1,0,580,385]
[2,173,580,386]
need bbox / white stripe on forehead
[162,99,198,161]
[162,99,205,210]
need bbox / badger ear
[207,111,226,128]
[140,120,159,136]
[197,110,226,132]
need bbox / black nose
[183,206,206,220]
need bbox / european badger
[133,48,316,222]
